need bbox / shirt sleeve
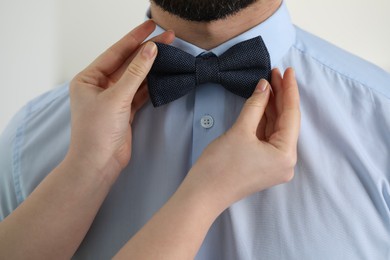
[0,106,27,221]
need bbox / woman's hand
[185,68,300,212]
[67,20,174,180]
[0,21,176,260]
[114,68,301,260]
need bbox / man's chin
[151,0,258,22]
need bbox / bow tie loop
[147,36,271,107]
[196,53,220,85]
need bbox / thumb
[113,41,157,101]
[235,79,271,132]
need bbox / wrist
[176,171,231,219]
[63,150,122,187]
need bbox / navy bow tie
[147,36,271,107]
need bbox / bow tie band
[147,36,271,107]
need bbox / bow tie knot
[147,36,271,107]
[196,53,220,85]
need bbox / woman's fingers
[269,68,301,153]
[264,90,277,140]
[130,83,149,124]
[149,30,175,47]
[109,30,175,84]
[86,20,157,76]
[112,42,158,101]
[271,68,283,115]
[235,79,271,133]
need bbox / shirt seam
[291,44,389,105]
[11,83,70,205]
[12,104,31,205]
[29,82,70,115]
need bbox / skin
[151,0,259,22]
[0,1,300,258]
[151,0,282,50]
[0,21,175,259]
[114,68,300,259]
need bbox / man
[1,0,389,259]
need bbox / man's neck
[150,0,282,50]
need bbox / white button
[200,115,214,129]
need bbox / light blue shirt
[1,2,390,259]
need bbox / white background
[1,0,389,133]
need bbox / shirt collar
[146,1,295,67]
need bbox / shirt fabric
[1,2,390,259]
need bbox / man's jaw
[150,0,282,50]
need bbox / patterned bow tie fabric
[147,36,271,107]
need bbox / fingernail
[142,42,157,59]
[256,79,269,92]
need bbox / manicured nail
[142,42,157,59]
[257,79,269,92]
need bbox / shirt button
[200,115,214,129]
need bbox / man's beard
[152,0,258,22]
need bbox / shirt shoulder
[0,102,27,219]
[286,27,390,181]
[292,26,390,99]
[0,83,70,219]
[27,82,70,116]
